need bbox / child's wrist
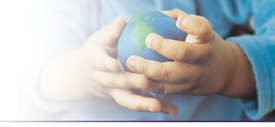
[219,42,256,99]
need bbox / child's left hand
[126,9,256,99]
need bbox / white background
[0,0,32,120]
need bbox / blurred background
[0,0,31,120]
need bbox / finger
[162,9,213,43]
[83,17,126,72]
[161,9,188,20]
[145,80,192,95]
[105,17,127,47]
[146,80,214,96]
[89,70,150,89]
[160,100,178,116]
[145,33,211,63]
[176,14,213,43]
[83,42,120,72]
[92,54,121,72]
[109,89,178,116]
[137,89,178,116]
[86,24,111,43]
[127,56,192,83]
[87,17,126,47]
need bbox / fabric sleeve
[224,0,275,120]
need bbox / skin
[39,9,256,117]
[127,9,256,99]
[39,17,177,116]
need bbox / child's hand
[80,17,177,116]
[126,9,256,99]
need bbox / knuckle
[195,72,204,83]
[133,75,149,89]
[160,67,171,82]
[129,57,146,73]
[157,82,165,94]
[108,78,117,87]
[116,77,127,88]
[178,64,191,83]
[141,63,149,75]
[175,44,187,61]
[185,64,192,80]
[180,84,194,94]
[172,8,181,12]
[198,17,212,35]
[194,45,212,64]
[153,38,163,52]
[139,76,150,89]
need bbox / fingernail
[176,16,183,27]
[127,56,137,70]
[145,34,155,48]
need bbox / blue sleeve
[223,0,275,120]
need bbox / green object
[131,11,157,52]
[117,11,186,71]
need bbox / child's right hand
[78,17,177,116]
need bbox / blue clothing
[97,0,275,120]
[223,0,275,120]
[28,0,275,120]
